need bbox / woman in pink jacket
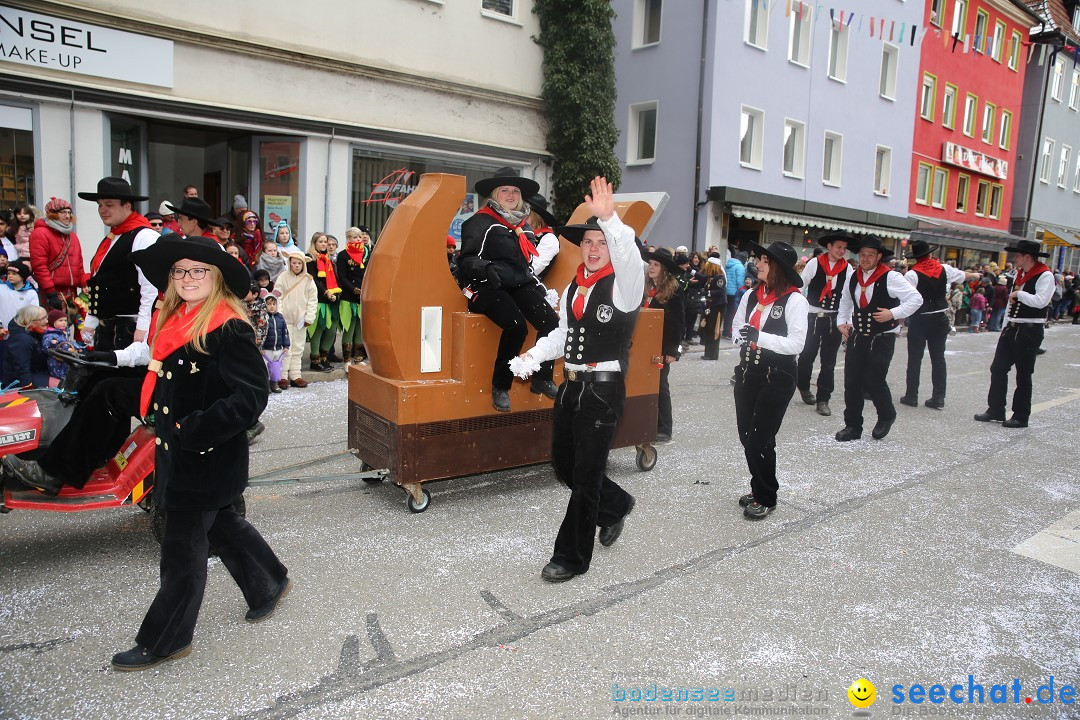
[28,197,88,314]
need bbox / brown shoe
[290,378,309,388]
[277,379,289,390]
[342,343,353,365]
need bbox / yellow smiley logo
[848,678,876,709]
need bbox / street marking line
[1011,509,1080,575]
[1031,388,1080,416]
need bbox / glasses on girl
[169,267,210,280]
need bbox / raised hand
[584,176,615,222]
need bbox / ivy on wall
[533,0,622,221]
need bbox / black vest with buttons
[564,273,634,365]
[739,292,798,371]
[911,268,948,314]
[87,229,142,319]
[806,261,847,312]
[1008,269,1050,320]
[848,270,900,335]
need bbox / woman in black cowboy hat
[643,247,685,441]
[525,192,562,278]
[730,241,809,520]
[109,235,290,671]
[458,167,560,412]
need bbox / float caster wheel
[403,484,431,513]
[635,444,657,471]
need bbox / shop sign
[0,5,173,87]
[263,195,293,235]
[942,141,1008,181]
[449,194,478,241]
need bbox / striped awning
[730,205,910,240]
[1039,228,1080,247]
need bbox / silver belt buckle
[817,312,826,319]
[567,370,578,381]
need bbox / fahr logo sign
[0,5,173,87]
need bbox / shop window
[109,116,144,201]
[0,105,35,207]
[259,140,301,241]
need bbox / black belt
[565,370,621,383]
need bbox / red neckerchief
[478,206,539,260]
[1013,262,1050,289]
[645,288,658,307]
[346,240,368,266]
[816,255,848,303]
[315,252,340,291]
[139,301,241,417]
[747,284,797,349]
[912,256,943,279]
[856,264,891,308]
[536,225,554,235]
[572,263,614,320]
[90,212,151,275]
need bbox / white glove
[509,353,542,380]
[545,288,559,309]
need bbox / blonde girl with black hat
[643,247,685,442]
[731,241,809,519]
[108,235,289,671]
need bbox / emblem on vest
[596,304,614,323]
[770,305,784,320]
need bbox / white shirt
[731,289,809,356]
[1007,269,1055,323]
[530,230,560,277]
[83,226,160,335]
[903,263,967,314]
[837,267,923,334]
[527,212,645,372]
[800,256,851,312]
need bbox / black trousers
[701,308,723,359]
[136,500,288,656]
[734,361,796,508]
[550,378,634,574]
[986,323,1043,421]
[96,317,137,352]
[468,284,559,391]
[905,312,950,401]
[721,298,739,338]
[39,375,143,488]
[657,363,673,436]
[843,333,897,431]
[796,312,843,402]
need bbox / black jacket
[150,319,269,511]
[645,289,686,359]
[458,212,538,291]
[307,253,339,302]
[2,320,49,388]
[336,248,367,303]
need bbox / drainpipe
[69,90,76,206]
[324,126,335,232]
[690,0,710,252]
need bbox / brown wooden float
[348,172,664,512]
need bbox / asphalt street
[1,323,1078,720]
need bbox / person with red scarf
[306,232,342,371]
[730,241,809,520]
[796,232,855,417]
[336,226,371,364]
[901,239,981,410]
[974,240,1055,428]
[512,176,643,583]
[78,177,160,350]
[835,236,923,442]
[642,247,685,442]
[458,167,559,412]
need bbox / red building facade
[909,0,1040,264]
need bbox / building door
[251,137,302,244]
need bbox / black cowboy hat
[908,238,939,258]
[77,176,149,203]
[817,231,859,252]
[165,198,223,228]
[644,247,682,275]
[474,166,540,199]
[747,240,804,288]
[131,235,252,299]
[853,234,894,259]
[555,216,603,245]
[526,193,560,228]
[1004,239,1050,258]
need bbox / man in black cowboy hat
[835,235,922,441]
[2,235,251,496]
[458,166,560,411]
[901,239,981,410]
[166,198,223,239]
[797,231,856,417]
[975,240,1054,428]
[512,176,642,583]
[78,176,160,351]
